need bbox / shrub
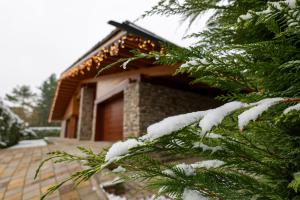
[0,100,24,148]
[23,127,60,139]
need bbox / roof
[49,20,174,121]
[63,20,175,74]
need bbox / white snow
[120,59,131,70]
[145,195,171,200]
[29,127,61,131]
[201,132,223,139]
[9,139,47,149]
[283,103,300,114]
[162,169,176,177]
[238,98,283,131]
[106,193,127,200]
[143,111,208,141]
[286,0,297,8]
[270,1,283,9]
[0,100,23,127]
[238,12,253,22]
[105,139,142,162]
[182,188,208,200]
[162,160,224,180]
[162,164,195,178]
[193,142,222,153]
[112,166,126,173]
[199,101,246,134]
[175,163,195,176]
[180,58,200,68]
[180,58,209,68]
[191,160,225,169]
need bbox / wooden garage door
[95,93,124,141]
[65,116,77,138]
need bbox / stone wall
[123,81,220,137]
[60,120,66,138]
[123,83,140,138]
[77,86,95,140]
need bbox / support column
[77,85,95,140]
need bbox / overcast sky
[0,0,208,99]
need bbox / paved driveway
[0,138,110,200]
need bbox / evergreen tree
[5,85,36,122]
[37,0,300,199]
[5,85,36,109]
[34,74,57,126]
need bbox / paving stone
[5,192,22,200]
[22,189,40,200]
[5,187,23,197]
[60,191,79,200]
[81,193,99,200]
[8,178,24,189]
[0,141,154,200]
[78,185,93,196]
[58,183,74,194]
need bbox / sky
[0,0,209,99]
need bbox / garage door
[95,93,124,141]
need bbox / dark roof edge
[108,20,177,46]
[61,20,177,75]
[62,28,123,74]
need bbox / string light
[60,34,156,79]
[50,34,159,119]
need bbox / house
[49,21,220,141]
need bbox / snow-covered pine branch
[105,97,300,162]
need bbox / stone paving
[0,139,111,200]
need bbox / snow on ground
[9,139,47,149]
[29,127,61,131]
[106,193,127,200]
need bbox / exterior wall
[63,94,80,120]
[123,83,140,138]
[60,120,66,138]
[77,85,95,140]
[61,93,80,138]
[123,82,220,137]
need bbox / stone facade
[123,81,220,138]
[77,86,95,140]
[123,83,140,138]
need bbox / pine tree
[37,0,300,199]
[34,74,58,126]
[5,85,36,122]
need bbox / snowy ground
[9,139,47,149]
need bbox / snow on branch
[283,103,300,114]
[162,160,225,179]
[238,98,284,131]
[105,97,300,164]
[0,100,23,126]
[199,101,246,134]
[193,142,222,153]
[143,111,209,141]
[105,139,142,162]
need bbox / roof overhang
[49,21,172,122]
